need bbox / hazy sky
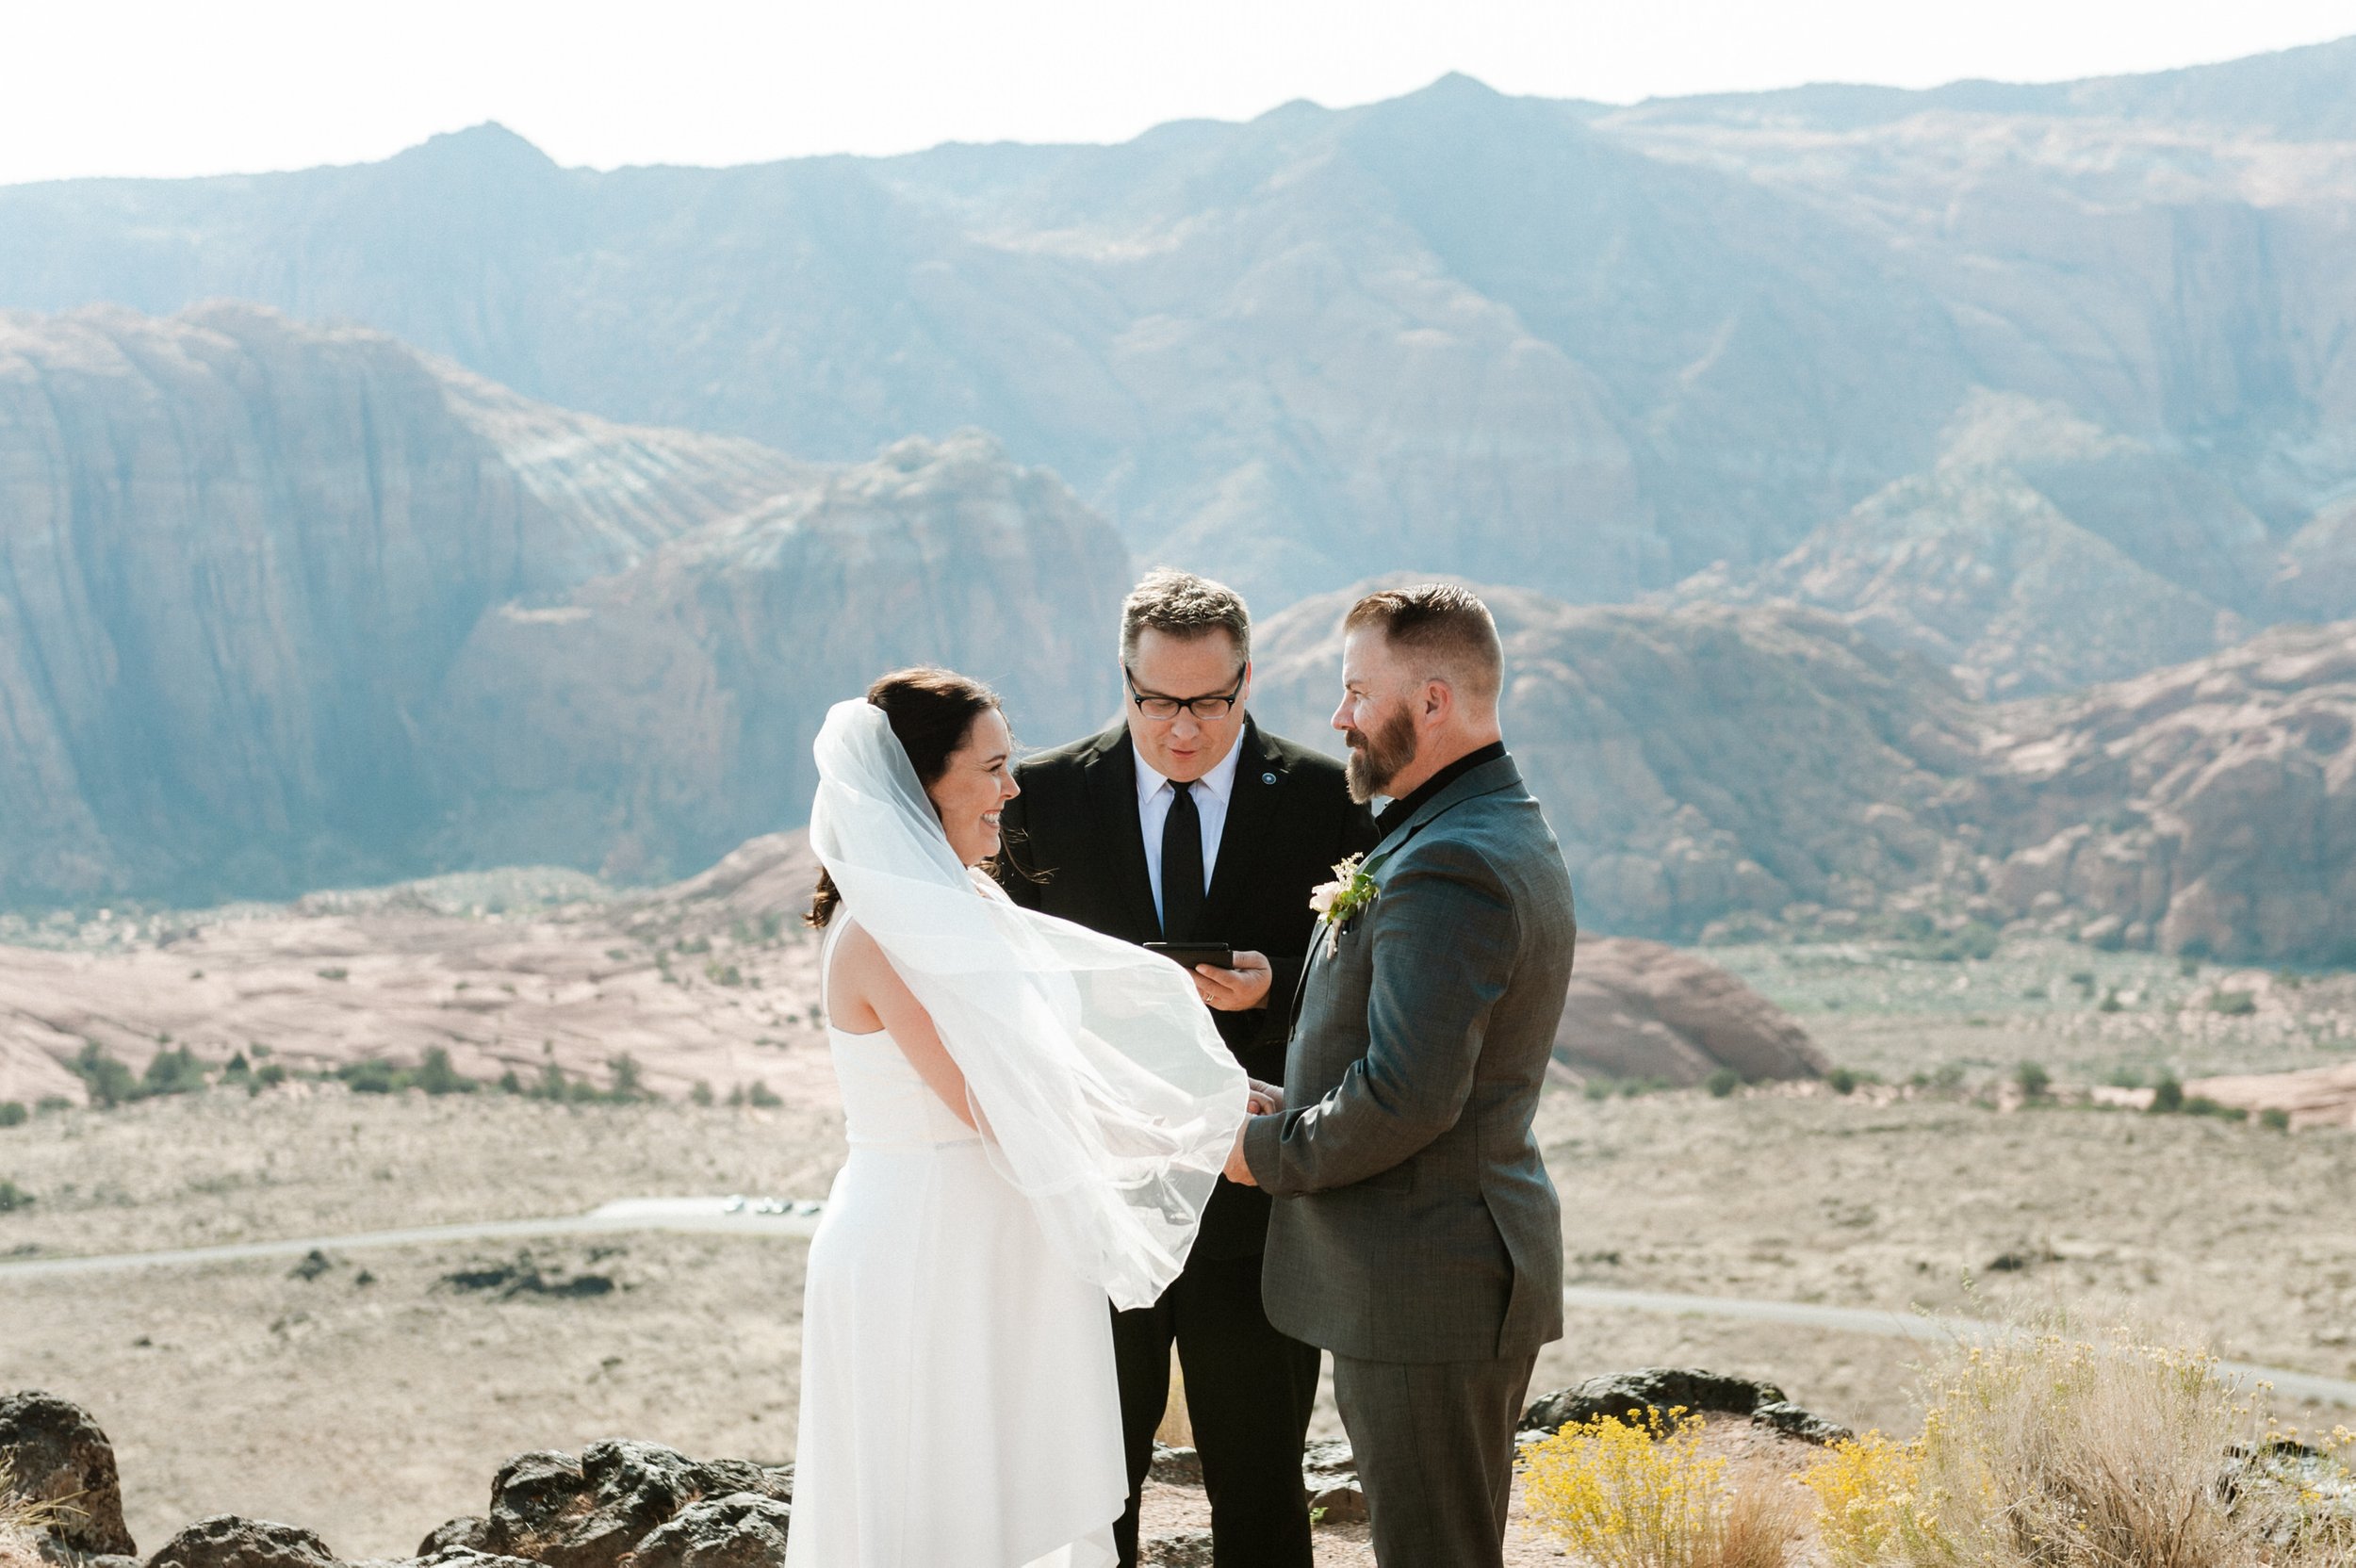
[8,0,2356,186]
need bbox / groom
[1229,584,1576,1568]
[1000,569,1376,1568]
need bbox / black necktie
[1161,781,1204,941]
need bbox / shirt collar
[1135,728,1247,808]
[1374,740,1508,839]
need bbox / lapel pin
[1262,772,1276,785]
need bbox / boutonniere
[1309,854,1378,957]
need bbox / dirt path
[8,1200,2350,1409]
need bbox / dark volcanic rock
[144,1517,337,1568]
[627,1494,792,1568]
[462,1442,791,1568]
[1557,937,1825,1086]
[0,1390,135,1556]
[1521,1367,1851,1446]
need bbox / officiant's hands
[1194,950,1273,1010]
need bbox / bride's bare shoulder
[829,919,911,1002]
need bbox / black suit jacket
[999,717,1377,1262]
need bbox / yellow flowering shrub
[1520,1406,1796,1568]
[1798,1429,1943,1568]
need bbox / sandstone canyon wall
[1254,578,2356,964]
[0,305,1124,904]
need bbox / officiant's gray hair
[1119,569,1251,666]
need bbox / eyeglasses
[1125,665,1245,722]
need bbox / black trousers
[1112,1252,1320,1568]
[1333,1349,1538,1568]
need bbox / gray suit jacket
[1241,753,1576,1364]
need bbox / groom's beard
[1343,708,1418,804]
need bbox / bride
[785,668,1252,1568]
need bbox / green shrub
[497,1070,524,1095]
[316,967,349,981]
[2098,988,2123,1013]
[2260,1108,2291,1133]
[2150,1074,2185,1113]
[415,1047,477,1096]
[0,1179,31,1213]
[1828,1068,1859,1096]
[35,1095,72,1115]
[338,1058,408,1094]
[140,1045,207,1097]
[608,1054,646,1101]
[252,1063,286,1093]
[70,1042,138,1108]
[535,1062,569,1101]
[2015,1061,2052,1100]
[2178,956,2201,977]
[1929,922,1999,962]
[746,1081,783,1108]
[2185,1096,2247,1121]
[2210,989,2257,1016]
[690,1080,714,1107]
[0,1102,25,1129]
[1706,1069,1741,1099]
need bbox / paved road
[6,1201,2349,1409]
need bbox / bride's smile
[927,707,1020,867]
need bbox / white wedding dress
[782,698,1247,1568]
[783,918,1123,1568]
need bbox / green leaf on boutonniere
[1308,854,1379,956]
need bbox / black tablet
[1144,941,1235,972]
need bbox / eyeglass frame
[1123,664,1247,723]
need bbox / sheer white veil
[810,697,1249,1309]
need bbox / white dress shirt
[1136,737,1244,928]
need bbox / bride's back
[822,916,979,1150]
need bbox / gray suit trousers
[1333,1350,1538,1568]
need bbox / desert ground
[5,873,2355,1557]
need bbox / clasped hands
[1225,1077,1284,1186]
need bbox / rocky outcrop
[147,1516,338,1568]
[0,305,1124,904]
[417,1441,792,1568]
[1557,938,1825,1086]
[1253,579,1980,940]
[1970,620,2356,963]
[426,430,1127,879]
[0,1390,135,1555]
[1670,391,2256,699]
[1520,1368,1853,1446]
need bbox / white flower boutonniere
[1309,853,1379,957]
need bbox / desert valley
[7,24,2356,1567]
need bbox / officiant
[999,569,1377,1568]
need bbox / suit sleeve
[1241,835,1516,1195]
[1259,795,1378,1030]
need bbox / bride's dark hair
[807,667,1005,929]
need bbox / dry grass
[1798,1310,2356,1568]
[0,1460,74,1567]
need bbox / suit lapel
[1198,719,1284,938]
[1081,726,1163,940]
